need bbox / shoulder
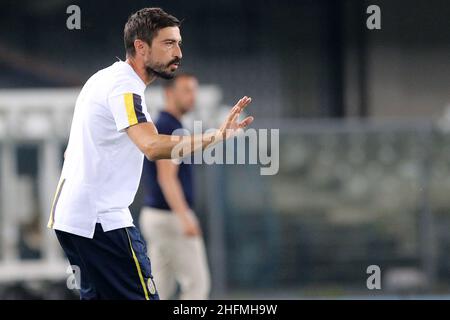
[108,62,145,97]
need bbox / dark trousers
[55,223,159,300]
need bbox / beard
[145,58,181,80]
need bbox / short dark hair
[124,8,180,57]
[163,72,197,89]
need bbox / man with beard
[47,7,253,300]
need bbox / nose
[174,43,182,60]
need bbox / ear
[133,39,147,56]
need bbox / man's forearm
[146,131,219,160]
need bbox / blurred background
[0,0,450,299]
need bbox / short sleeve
[108,92,151,132]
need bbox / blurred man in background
[139,73,211,300]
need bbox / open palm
[216,96,253,141]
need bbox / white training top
[48,60,152,238]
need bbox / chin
[163,68,178,78]
[158,71,176,80]
[146,66,176,80]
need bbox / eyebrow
[161,39,182,43]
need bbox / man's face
[167,76,198,114]
[143,26,182,79]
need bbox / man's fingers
[222,96,254,132]
[242,96,252,109]
[236,96,252,110]
[238,116,254,128]
[227,104,241,124]
[230,107,241,124]
[227,96,252,124]
[234,96,252,111]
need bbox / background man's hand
[177,210,201,237]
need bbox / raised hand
[216,96,253,141]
